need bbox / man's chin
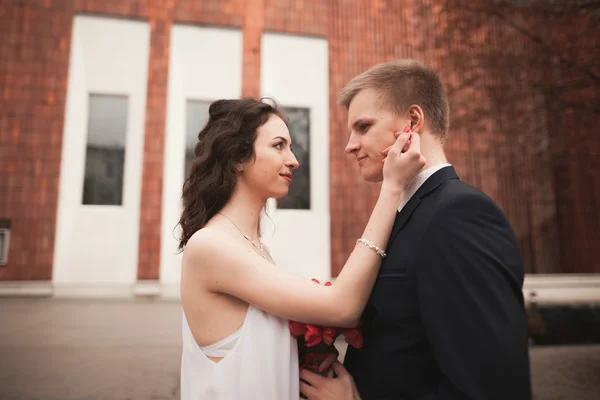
[361,169,384,183]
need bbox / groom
[300,59,532,399]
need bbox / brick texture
[0,0,75,280]
[1,0,598,282]
[242,0,264,98]
[135,6,171,280]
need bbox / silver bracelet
[356,238,387,259]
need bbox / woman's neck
[218,185,265,241]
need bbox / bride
[178,97,425,399]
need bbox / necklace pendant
[218,213,266,259]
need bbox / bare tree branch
[450,1,600,86]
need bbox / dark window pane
[278,107,310,210]
[185,100,211,179]
[82,94,128,205]
[0,229,7,265]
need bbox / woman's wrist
[379,185,405,206]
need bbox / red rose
[311,278,320,284]
[342,328,364,349]
[289,320,306,337]
[324,281,332,287]
[305,325,322,347]
[322,327,338,345]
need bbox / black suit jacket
[344,167,532,400]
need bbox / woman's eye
[359,124,371,132]
[274,142,283,149]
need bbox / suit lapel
[388,166,460,244]
[389,195,421,245]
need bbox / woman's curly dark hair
[177,97,286,250]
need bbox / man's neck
[418,132,448,171]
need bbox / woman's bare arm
[183,131,425,327]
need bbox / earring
[236,165,243,172]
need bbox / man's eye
[359,124,371,132]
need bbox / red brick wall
[135,10,171,280]
[549,13,600,274]
[328,0,418,275]
[242,0,264,98]
[1,0,598,281]
[326,0,600,275]
[0,0,248,282]
[434,3,600,274]
[0,1,75,280]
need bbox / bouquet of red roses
[289,278,364,380]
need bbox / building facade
[1,0,599,302]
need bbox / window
[0,219,10,266]
[82,94,129,205]
[185,100,212,179]
[278,107,310,210]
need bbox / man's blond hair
[338,59,450,139]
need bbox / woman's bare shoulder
[183,228,224,265]
[183,227,251,269]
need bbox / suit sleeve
[415,194,532,400]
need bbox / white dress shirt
[398,164,452,212]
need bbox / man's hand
[317,348,339,374]
[300,361,361,400]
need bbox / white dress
[180,304,299,399]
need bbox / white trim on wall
[159,25,243,294]
[0,282,53,297]
[523,274,600,304]
[52,15,150,289]
[260,33,331,281]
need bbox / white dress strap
[199,327,242,358]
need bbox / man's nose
[345,135,360,154]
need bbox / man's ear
[408,105,425,132]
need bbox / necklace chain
[217,212,266,259]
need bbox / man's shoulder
[423,178,507,225]
[441,175,487,197]
[428,177,492,207]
